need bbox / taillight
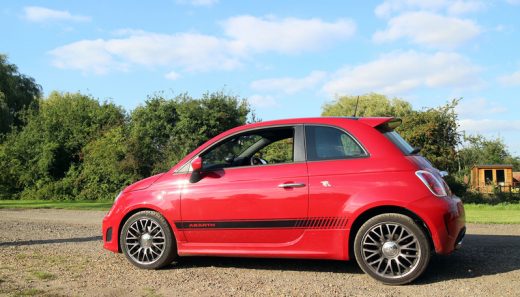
[415,170,448,197]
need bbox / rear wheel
[354,213,430,285]
[120,211,177,269]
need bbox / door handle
[278,183,306,188]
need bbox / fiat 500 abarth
[103,117,465,285]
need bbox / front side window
[305,126,366,161]
[201,127,294,170]
[254,138,293,164]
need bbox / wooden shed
[471,164,514,193]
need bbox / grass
[465,203,520,224]
[0,200,112,211]
[142,288,163,297]
[31,271,55,281]
[1,200,519,224]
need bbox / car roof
[236,117,395,130]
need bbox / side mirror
[190,157,203,183]
[191,157,202,172]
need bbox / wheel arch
[117,207,176,253]
[347,205,434,260]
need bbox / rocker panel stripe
[175,217,348,230]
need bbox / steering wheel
[250,156,268,166]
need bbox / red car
[102,117,465,285]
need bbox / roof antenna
[352,95,360,117]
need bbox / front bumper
[102,212,120,253]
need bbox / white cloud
[164,71,181,81]
[322,51,481,96]
[49,31,242,74]
[498,70,520,86]
[375,0,485,18]
[176,0,219,6]
[250,71,327,95]
[506,0,520,5]
[447,1,486,15]
[373,11,480,48]
[222,15,356,54]
[459,119,520,134]
[23,6,91,23]
[455,98,507,117]
[248,95,279,108]
[50,16,355,74]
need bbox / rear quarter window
[305,125,366,161]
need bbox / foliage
[0,92,125,200]
[322,93,413,118]
[459,134,520,171]
[78,126,138,200]
[127,91,250,176]
[398,100,461,172]
[0,54,42,136]
[126,96,179,177]
[0,90,250,200]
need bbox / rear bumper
[454,226,466,250]
[408,195,465,255]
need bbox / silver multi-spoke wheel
[361,222,420,278]
[125,218,166,264]
[121,211,176,269]
[354,214,430,285]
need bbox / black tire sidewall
[353,213,431,285]
[120,211,177,269]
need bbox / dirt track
[1,209,519,297]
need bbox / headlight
[107,192,122,217]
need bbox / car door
[179,125,309,244]
[305,125,370,221]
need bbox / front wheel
[354,213,431,285]
[120,210,177,269]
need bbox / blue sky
[1,0,520,154]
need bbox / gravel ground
[1,209,519,297]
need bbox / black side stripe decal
[175,217,348,230]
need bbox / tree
[0,92,125,200]
[399,100,461,172]
[78,126,138,200]
[0,54,42,136]
[322,93,413,118]
[126,97,179,177]
[127,91,251,176]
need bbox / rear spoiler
[358,117,402,130]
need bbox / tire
[353,213,430,285]
[120,210,177,269]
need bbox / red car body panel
[102,117,465,261]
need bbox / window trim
[303,124,369,162]
[174,124,305,173]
